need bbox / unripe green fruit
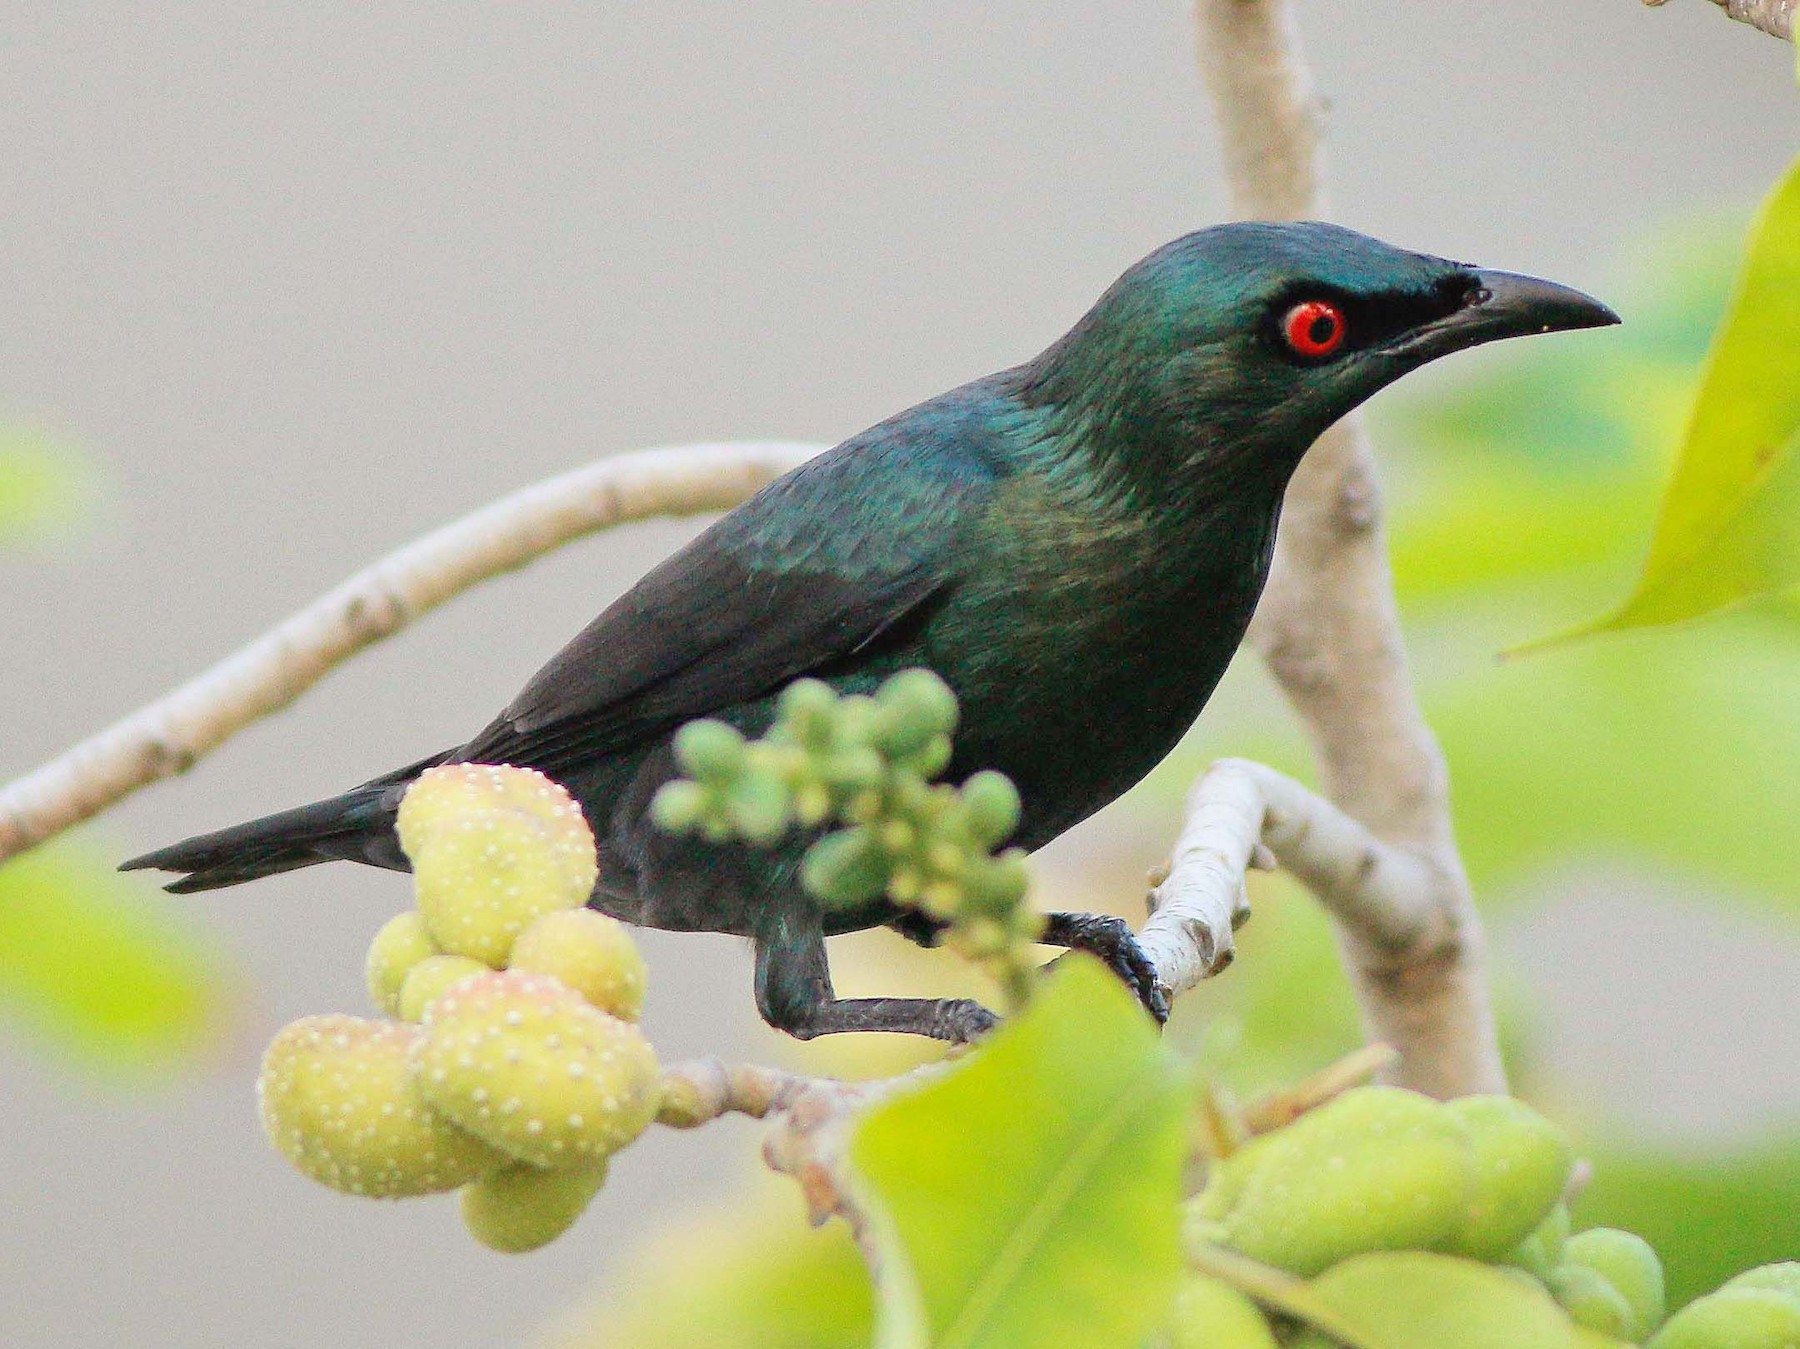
[899,733,953,779]
[411,971,660,1169]
[803,827,891,908]
[671,720,746,781]
[1168,1274,1279,1349]
[397,954,489,1023]
[1442,1094,1573,1260]
[1724,1264,1800,1305]
[1204,1086,1474,1277]
[720,765,790,843]
[259,1015,504,1197]
[822,745,884,794]
[1547,1262,1634,1339]
[509,909,646,1022]
[776,678,837,741]
[1648,1288,1800,1349]
[1566,1228,1665,1340]
[648,779,708,833]
[960,771,1021,848]
[397,764,598,966]
[460,1161,608,1254]
[872,669,958,756]
[366,912,438,1015]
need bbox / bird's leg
[753,917,997,1043]
[1040,911,1170,1025]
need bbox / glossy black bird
[125,222,1617,1041]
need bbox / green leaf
[852,956,1189,1349]
[1294,1252,1627,1349]
[0,844,232,1078]
[1541,152,1800,642]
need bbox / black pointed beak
[1383,270,1620,363]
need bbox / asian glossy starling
[124,221,1617,1041]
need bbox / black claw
[1043,912,1170,1027]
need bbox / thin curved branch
[1643,0,1794,42]
[1194,0,1505,1096]
[0,441,821,865]
[1141,758,1449,998]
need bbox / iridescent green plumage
[126,222,1616,1040]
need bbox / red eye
[1281,299,1347,359]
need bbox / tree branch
[0,441,820,866]
[1193,0,1505,1096]
[1142,758,1449,997]
[1643,0,1795,42]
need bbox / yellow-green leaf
[1542,152,1800,642]
[852,956,1189,1349]
[0,845,232,1078]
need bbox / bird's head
[1024,221,1618,501]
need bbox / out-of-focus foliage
[1551,154,1800,640]
[1576,1139,1800,1311]
[1,426,235,1080]
[541,1181,874,1349]
[0,425,94,548]
[0,844,232,1078]
[853,957,1189,1349]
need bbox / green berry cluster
[1170,1084,1716,1347]
[650,670,1044,1004]
[258,764,661,1253]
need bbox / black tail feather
[121,787,403,893]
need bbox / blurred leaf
[542,1180,874,1349]
[852,956,1189,1349]
[1576,1135,1800,1311]
[1431,617,1800,905]
[0,426,93,547]
[1294,1252,1624,1349]
[0,845,231,1078]
[1541,153,1800,642]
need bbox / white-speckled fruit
[365,911,439,1015]
[460,1161,609,1253]
[258,1014,505,1197]
[396,764,599,966]
[396,954,490,1023]
[508,909,647,1022]
[410,971,660,1168]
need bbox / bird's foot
[1041,911,1170,1026]
[774,994,998,1043]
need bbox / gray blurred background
[2,3,1795,1345]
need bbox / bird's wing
[454,404,1002,775]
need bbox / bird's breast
[924,481,1279,848]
